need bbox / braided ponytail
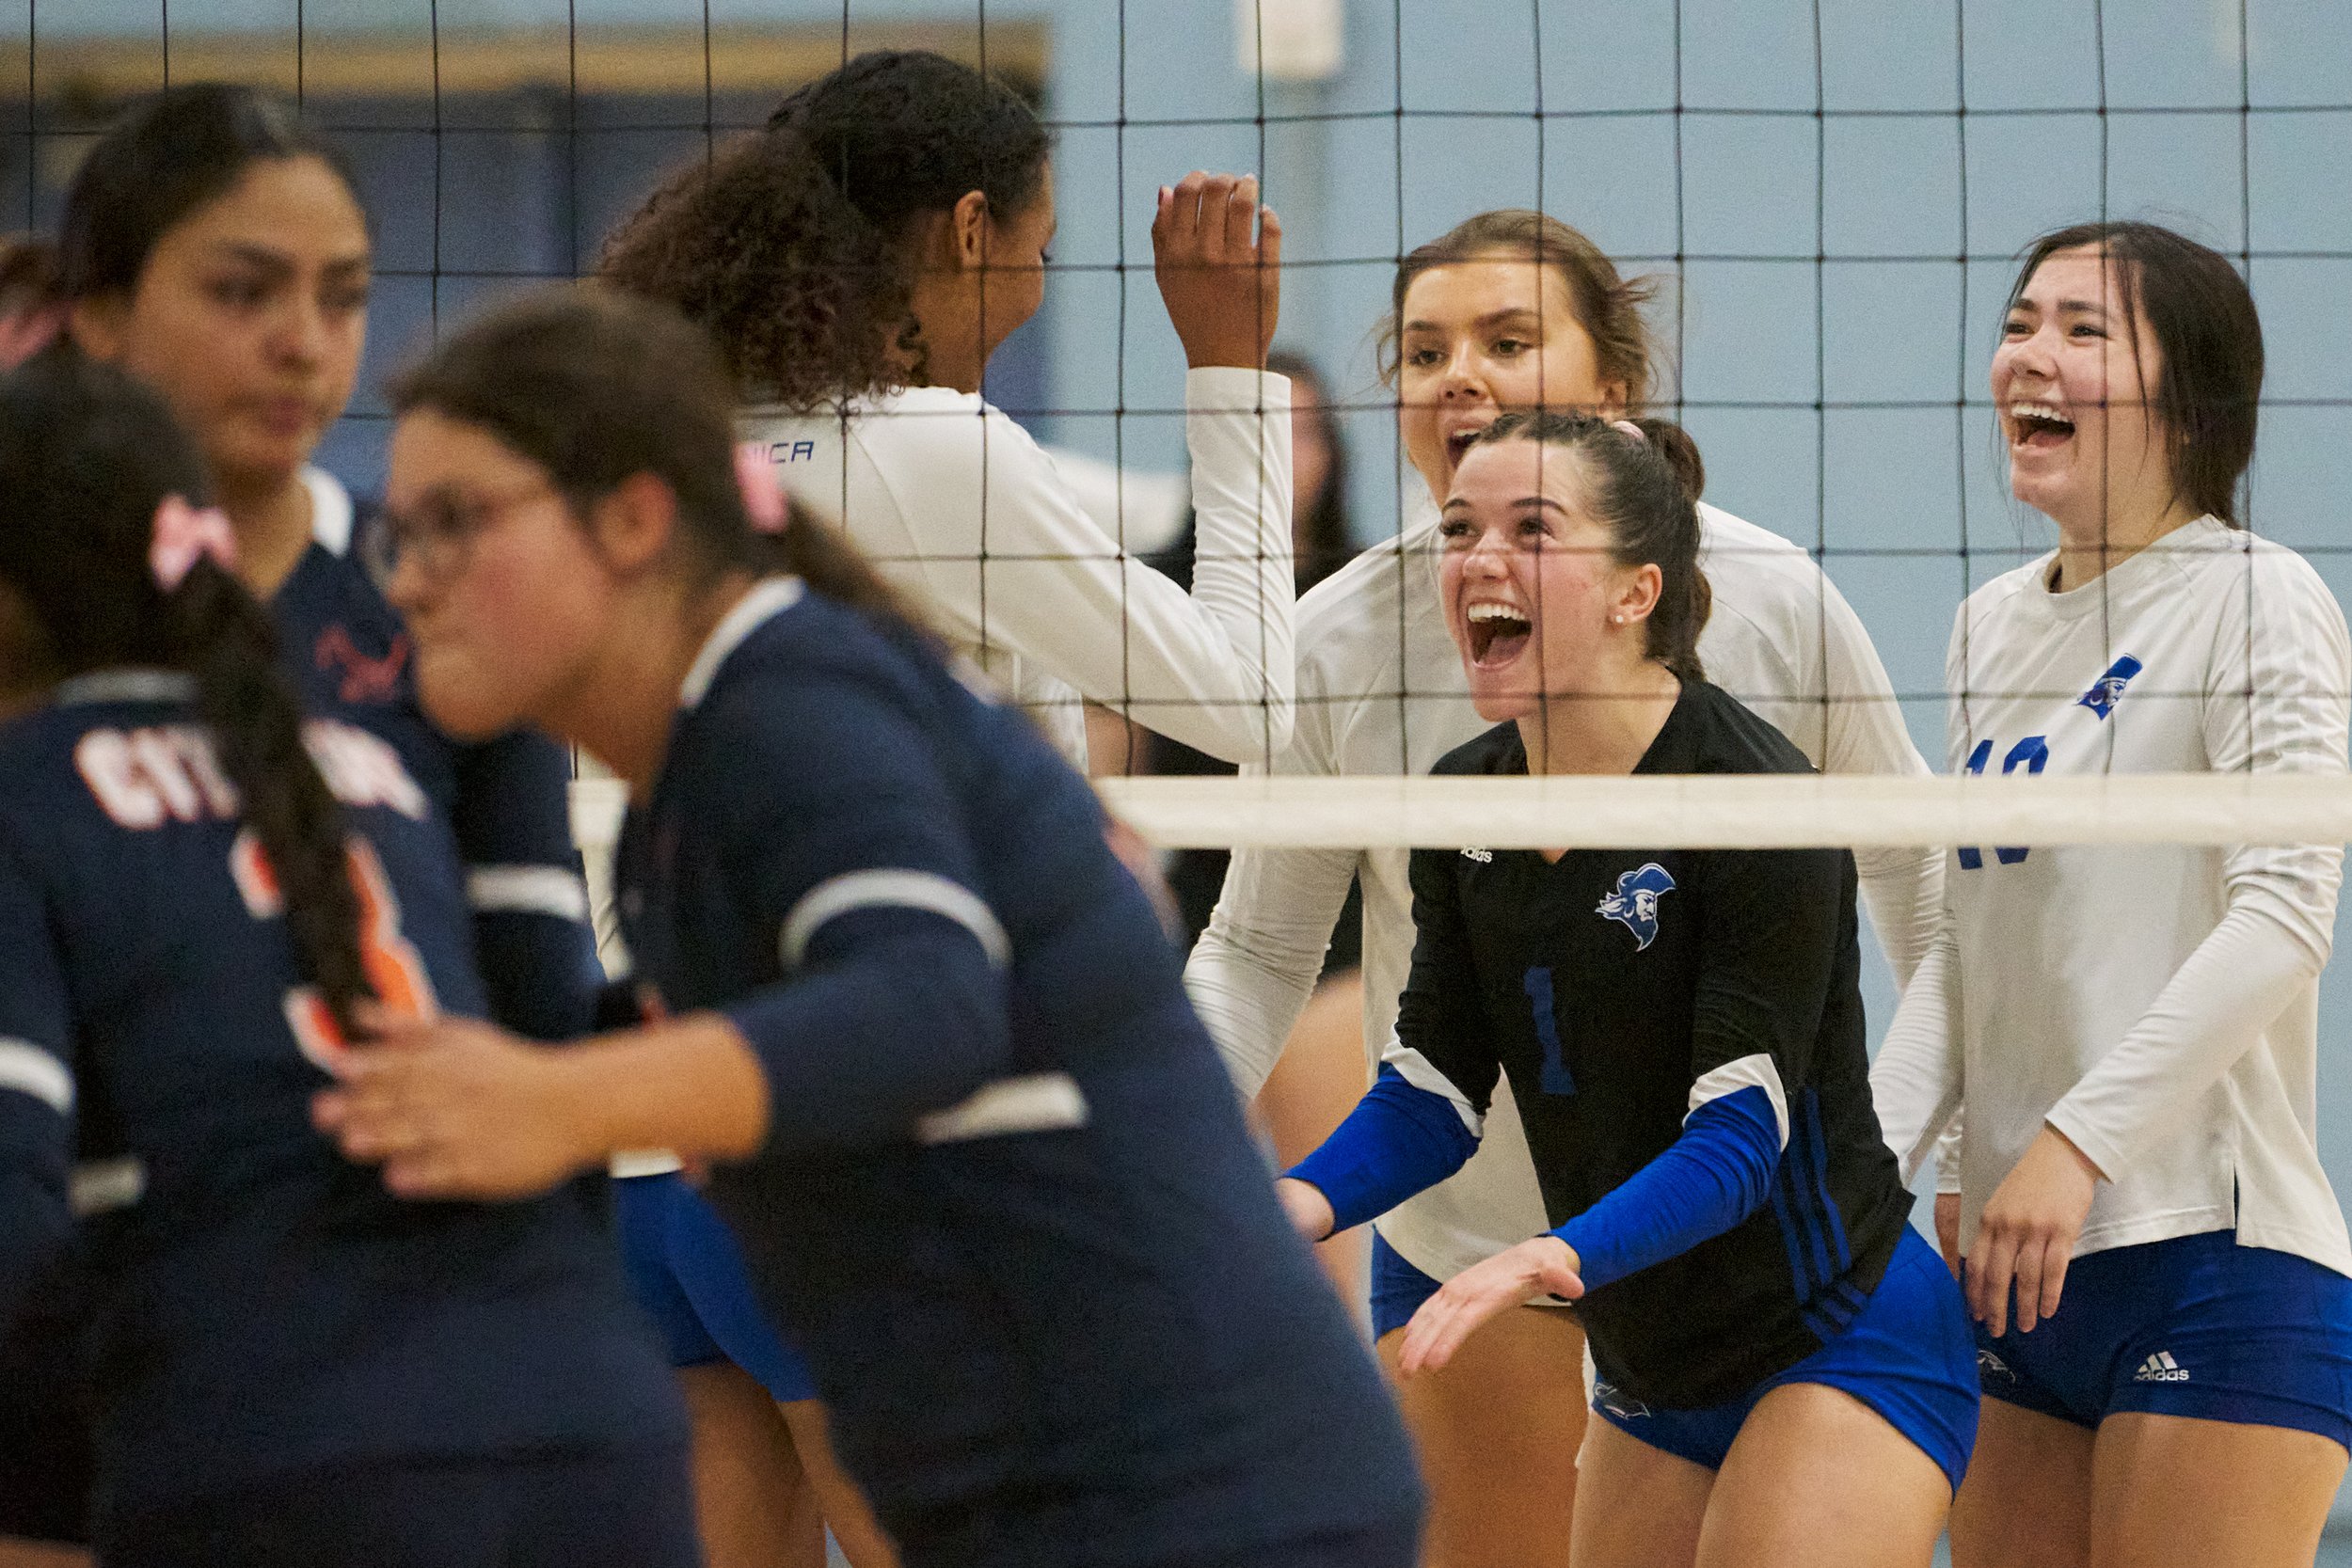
[0,354,372,1037]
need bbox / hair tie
[150,495,238,591]
[1611,420,1646,442]
[734,442,788,534]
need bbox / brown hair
[389,285,934,641]
[1469,410,1710,683]
[2004,220,2263,529]
[599,50,1050,408]
[1377,210,1660,407]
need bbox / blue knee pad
[615,1172,818,1404]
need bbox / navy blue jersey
[0,676,682,1524]
[276,501,600,1040]
[616,579,1419,1568]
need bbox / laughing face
[1395,253,1626,506]
[1993,245,2179,544]
[1438,436,1660,722]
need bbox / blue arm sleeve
[450,728,603,1040]
[1287,1065,1481,1234]
[701,673,1015,1156]
[1554,1085,1780,1291]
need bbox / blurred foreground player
[315,285,1424,1568]
[0,355,694,1566]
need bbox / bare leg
[1256,970,1372,1317]
[1698,1383,1947,1568]
[776,1399,901,1568]
[1949,1398,2093,1568]
[1567,1413,1710,1568]
[678,1362,827,1568]
[2090,1412,2344,1568]
[1379,1305,1586,1568]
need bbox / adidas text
[2133,1351,2189,1383]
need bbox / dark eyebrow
[1403,308,1544,336]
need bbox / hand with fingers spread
[1396,1235,1584,1376]
[1275,1175,1336,1243]
[1964,1123,2102,1337]
[1152,170,1283,369]
[311,1006,605,1201]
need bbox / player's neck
[552,573,758,800]
[1517,661,1682,777]
[2048,493,2201,593]
[220,467,316,602]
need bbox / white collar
[302,466,354,557]
[54,670,197,707]
[679,577,805,710]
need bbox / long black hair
[600,50,1051,406]
[2004,220,2263,529]
[57,82,363,302]
[0,354,370,1035]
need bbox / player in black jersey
[0,355,694,1565]
[1280,412,1977,1568]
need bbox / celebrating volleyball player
[1183,209,1942,1568]
[1280,411,1977,1568]
[602,48,1294,770]
[0,84,602,1559]
[1870,221,2352,1568]
[311,286,1423,1568]
[0,353,693,1565]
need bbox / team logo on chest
[2074,654,2143,721]
[1597,863,1676,951]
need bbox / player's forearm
[1867,922,1965,1185]
[555,1014,773,1165]
[1553,1085,1780,1291]
[1184,841,1356,1098]
[1286,1067,1480,1235]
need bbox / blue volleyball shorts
[1368,1230,1445,1341]
[614,1171,818,1405]
[1591,1226,1979,1493]
[1969,1227,2352,1450]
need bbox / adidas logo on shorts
[1460,847,1493,863]
[2133,1351,2190,1384]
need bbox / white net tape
[570,773,2352,854]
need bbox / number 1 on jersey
[230,830,437,1073]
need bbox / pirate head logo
[1597,863,1676,951]
[2075,654,2143,721]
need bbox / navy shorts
[1369,1229,1443,1340]
[1593,1226,1979,1492]
[1971,1227,2352,1449]
[615,1170,819,1404]
[103,1443,698,1568]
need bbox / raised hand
[1397,1235,1584,1375]
[1152,171,1283,370]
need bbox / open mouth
[2009,399,2075,451]
[1465,601,1533,667]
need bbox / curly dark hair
[599,50,1051,409]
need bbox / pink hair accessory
[734,441,788,534]
[1611,420,1646,442]
[150,494,238,591]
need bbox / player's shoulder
[1294,517,1440,685]
[1430,720,1523,778]
[1684,678,1817,777]
[1695,503,1829,614]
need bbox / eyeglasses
[362,479,554,593]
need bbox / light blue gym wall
[31,0,2352,1492]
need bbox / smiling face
[1992,245,2180,544]
[1438,436,1660,721]
[71,154,369,499]
[383,408,617,741]
[1395,252,1627,505]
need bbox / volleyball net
[18,1,2352,867]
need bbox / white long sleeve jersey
[742,368,1295,769]
[1185,499,1944,1285]
[1871,518,2352,1275]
